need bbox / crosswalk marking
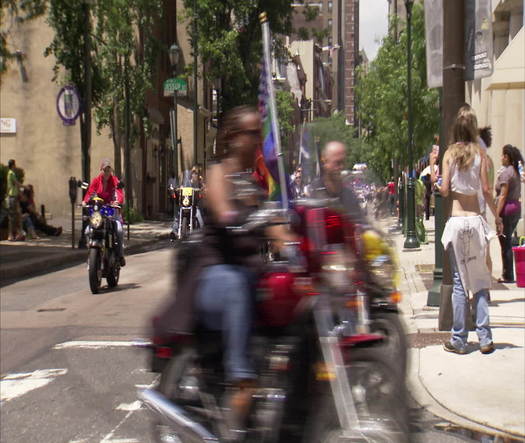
[53,340,150,350]
[1,369,68,402]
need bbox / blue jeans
[196,265,256,381]
[449,248,492,350]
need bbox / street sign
[56,86,81,126]
[163,77,187,97]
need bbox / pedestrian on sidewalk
[20,185,62,237]
[430,106,502,355]
[6,159,24,241]
[495,144,522,283]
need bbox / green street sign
[163,77,187,97]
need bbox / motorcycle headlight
[90,211,103,228]
[321,246,355,294]
[183,197,190,207]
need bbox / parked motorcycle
[169,171,202,241]
[84,185,124,294]
[138,195,409,442]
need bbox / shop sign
[0,118,16,134]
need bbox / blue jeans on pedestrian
[449,248,492,351]
[196,264,256,381]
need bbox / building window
[328,1,333,10]
[328,18,332,27]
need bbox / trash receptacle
[513,237,525,288]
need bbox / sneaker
[480,343,495,354]
[443,341,466,355]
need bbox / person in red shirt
[387,178,396,216]
[83,159,126,266]
[83,159,124,205]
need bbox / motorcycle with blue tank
[137,180,409,442]
[84,182,124,294]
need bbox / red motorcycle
[138,199,409,443]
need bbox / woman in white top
[430,106,502,355]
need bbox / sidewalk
[0,216,172,286]
[393,217,525,439]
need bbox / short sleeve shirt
[496,166,521,201]
[7,169,19,197]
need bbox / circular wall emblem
[56,86,81,126]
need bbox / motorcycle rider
[155,106,274,433]
[82,159,126,266]
[307,141,368,225]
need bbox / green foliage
[296,27,310,41]
[303,4,319,22]
[356,3,439,181]
[124,206,143,224]
[311,27,330,43]
[1,0,47,74]
[275,89,297,168]
[182,0,293,111]
[93,0,162,175]
[308,112,370,168]
[14,167,25,184]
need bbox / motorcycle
[84,185,124,294]
[138,191,409,442]
[170,171,202,241]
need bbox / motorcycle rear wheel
[305,346,409,443]
[88,248,102,294]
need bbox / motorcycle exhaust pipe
[138,388,219,443]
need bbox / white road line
[116,401,142,412]
[100,377,159,443]
[1,369,68,403]
[53,340,150,350]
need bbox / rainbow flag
[256,58,282,201]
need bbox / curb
[0,233,171,287]
[407,347,525,441]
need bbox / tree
[93,0,162,179]
[45,0,104,182]
[355,4,439,181]
[1,0,47,74]
[181,0,293,111]
[275,89,297,168]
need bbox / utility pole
[437,0,465,330]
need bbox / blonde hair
[447,105,480,170]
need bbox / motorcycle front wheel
[153,349,199,443]
[88,248,102,294]
[106,251,120,288]
[305,347,409,443]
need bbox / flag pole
[260,12,289,209]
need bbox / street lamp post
[169,43,181,228]
[403,0,420,249]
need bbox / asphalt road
[1,243,476,443]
